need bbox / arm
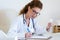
[7,18,18,37]
[34,19,47,34]
[7,16,21,37]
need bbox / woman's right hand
[25,32,32,38]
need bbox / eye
[32,10,40,16]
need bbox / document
[30,34,52,39]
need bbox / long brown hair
[19,0,43,15]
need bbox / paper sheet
[30,34,52,39]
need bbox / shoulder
[16,14,23,22]
[17,14,23,20]
[11,14,23,24]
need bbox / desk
[0,30,60,40]
[8,33,60,40]
[17,33,60,40]
[50,33,60,40]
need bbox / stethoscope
[23,14,36,32]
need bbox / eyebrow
[33,10,39,14]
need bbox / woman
[7,0,50,38]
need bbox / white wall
[37,0,60,27]
[0,0,32,12]
[0,0,60,32]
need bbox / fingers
[25,33,32,38]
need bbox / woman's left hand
[46,22,52,32]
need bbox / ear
[28,6,31,10]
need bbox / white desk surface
[50,33,60,40]
[0,30,60,40]
[13,33,60,40]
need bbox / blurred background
[0,0,60,33]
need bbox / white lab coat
[7,14,46,38]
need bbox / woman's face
[28,7,41,19]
